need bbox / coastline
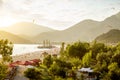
[12,47,60,62]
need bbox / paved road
[14,66,29,80]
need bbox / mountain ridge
[0,22,55,36]
[95,29,120,43]
[0,30,32,44]
[33,11,120,43]
[0,12,120,43]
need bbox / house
[9,59,41,67]
[77,68,97,80]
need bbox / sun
[0,16,17,27]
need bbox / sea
[12,44,53,56]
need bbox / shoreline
[12,48,60,62]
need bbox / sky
[0,0,120,30]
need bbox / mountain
[101,12,120,29]
[34,20,102,42]
[0,22,54,36]
[33,12,120,43]
[95,29,120,43]
[0,30,32,44]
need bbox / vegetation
[64,41,89,59]
[0,39,13,80]
[0,63,8,80]
[24,41,120,80]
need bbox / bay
[12,44,50,56]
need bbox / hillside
[0,30,32,44]
[34,20,102,42]
[33,12,120,43]
[102,12,120,29]
[95,29,120,43]
[0,22,54,36]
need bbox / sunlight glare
[0,16,17,27]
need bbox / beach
[10,45,60,80]
[12,47,60,62]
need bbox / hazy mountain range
[33,12,120,43]
[0,30,31,44]
[0,22,54,36]
[0,12,120,44]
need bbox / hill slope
[102,12,120,29]
[95,29,120,43]
[34,12,120,43]
[34,20,102,42]
[0,30,32,44]
[0,22,54,36]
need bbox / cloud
[0,0,120,29]
[23,0,33,5]
[0,0,3,7]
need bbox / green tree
[111,53,120,67]
[0,39,13,80]
[70,57,81,69]
[108,62,120,80]
[82,51,92,67]
[108,62,119,73]
[96,52,109,65]
[43,55,53,68]
[0,39,13,62]
[0,63,8,80]
[49,58,72,78]
[24,68,42,80]
[91,42,107,59]
[25,64,52,80]
[65,41,90,59]
[115,42,120,52]
[60,42,65,56]
[49,62,64,78]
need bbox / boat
[37,40,56,49]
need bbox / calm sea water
[12,44,51,56]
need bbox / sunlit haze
[0,0,120,30]
[0,16,17,27]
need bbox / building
[77,68,97,80]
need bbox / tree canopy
[0,39,13,80]
[24,41,120,80]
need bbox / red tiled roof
[9,59,41,67]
